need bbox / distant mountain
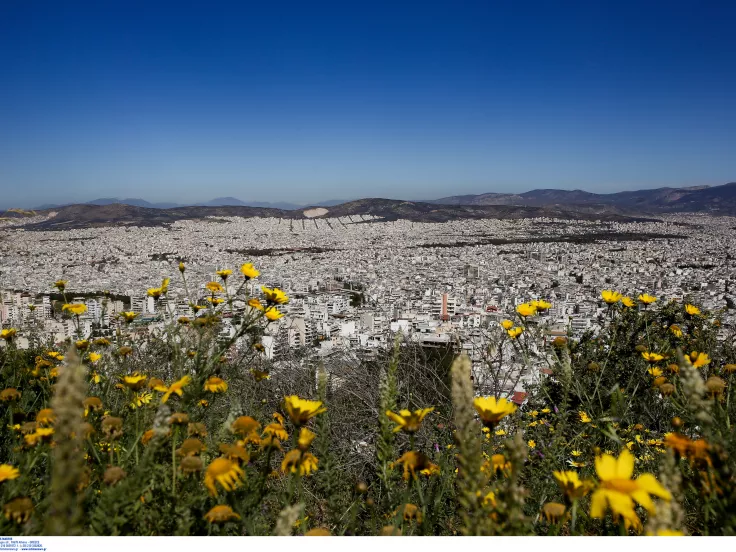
[430,182,736,214]
[10,182,735,224]
[199,197,302,210]
[31,196,303,210]
[17,198,649,231]
[313,199,352,207]
[86,197,181,209]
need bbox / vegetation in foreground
[1,266,735,536]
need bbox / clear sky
[1,0,735,207]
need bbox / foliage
[1,275,735,536]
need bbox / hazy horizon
[2,0,736,207]
[2,180,732,211]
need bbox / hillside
[431,182,736,214]
[5,198,651,230]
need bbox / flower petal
[595,454,617,481]
[616,449,635,479]
[589,489,607,519]
[636,473,672,500]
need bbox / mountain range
[429,182,736,213]
[33,197,349,211]
[24,182,736,215]
[1,182,734,230]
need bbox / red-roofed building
[511,391,527,405]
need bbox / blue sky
[1,0,735,207]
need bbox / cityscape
[2,0,736,541]
[2,210,734,397]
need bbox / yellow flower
[685,304,700,316]
[553,470,592,499]
[36,408,56,426]
[385,407,434,434]
[248,298,265,311]
[119,311,138,322]
[305,528,331,536]
[281,449,319,476]
[491,453,510,475]
[261,286,289,305]
[297,427,317,451]
[642,352,665,363]
[601,290,622,304]
[473,396,517,428]
[129,392,153,409]
[161,376,192,403]
[147,287,163,298]
[24,427,54,446]
[647,367,663,378]
[283,395,327,426]
[177,438,206,457]
[390,451,440,480]
[88,352,101,363]
[621,296,636,308]
[0,328,17,341]
[579,411,592,423]
[688,351,710,368]
[47,351,64,361]
[263,421,289,442]
[122,373,147,390]
[232,416,261,437]
[216,269,233,280]
[204,505,241,524]
[393,503,422,524]
[571,450,582,457]
[205,281,224,294]
[179,262,186,273]
[240,263,260,279]
[219,443,250,464]
[83,396,103,416]
[204,376,228,393]
[207,297,225,305]
[527,440,536,449]
[516,302,537,317]
[669,325,683,339]
[251,369,270,381]
[3,497,33,524]
[204,457,245,496]
[0,464,20,482]
[500,319,514,330]
[495,428,507,436]
[62,303,87,316]
[0,388,21,402]
[532,299,552,311]
[638,294,657,305]
[265,307,284,321]
[54,279,67,291]
[507,327,523,339]
[590,449,671,527]
[542,502,566,523]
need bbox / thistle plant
[450,354,486,535]
[45,347,87,535]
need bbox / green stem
[135,408,140,464]
[172,427,177,496]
